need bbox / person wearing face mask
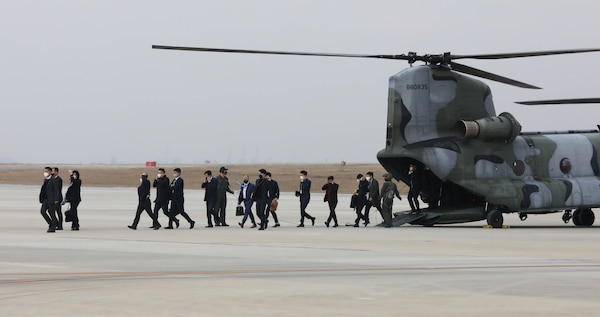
[129,172,160,230]
[39,166,53,227]
[295,170,315,227]
[201,170,219,227]
[352,173,369,227]
[237,174,257,228]
[169,168,195,229]
[153,168,173,228]
[46,167,64,232]
[364,171,381,226]
[215,166,234,226]
[322,175,339,227]
[264,172,280,228]
[254,169,268,230]
[64,170,82,230]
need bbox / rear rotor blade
[516,98,600,105]
[452,48,600,60]
[450,62,541,89]
[152,45,410,60]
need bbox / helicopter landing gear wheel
[573,208,595,227]
[562,210,572,224]
[486,208,504,228]
[519,213,528,221]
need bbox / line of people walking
[38,165,409,232]
[39,167,81,232]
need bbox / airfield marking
[2,263,600,285]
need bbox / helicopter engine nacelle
[455,112,521,143]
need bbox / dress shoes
[164,226,174,229]
[128,225,136,230]
[311,217,315,226]
[353,223,359,227]
[175,219,180,228]
[273,223,280,227]
[47,227,55,233]
[325,221,330,228]
[153,224,161,230]
[297,223,304,227]
[148,226,155,228]
[222,223,229,227]
[205,225,213,228]
[190,221,195,229]
[250,224,257,228]
[238,222,244,228]
[56,226,63,230]
[333,224,339,227]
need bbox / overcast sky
[2,1,600,165]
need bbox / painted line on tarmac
[2,263,600,284]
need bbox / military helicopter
[152,45,600,228]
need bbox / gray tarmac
[1,184,600,316]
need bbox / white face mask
[157,174,162,178]
[357,179,360,183]
[72,175,78,180]
[140,178,143,183]
[300,176,305,181]
[44,172,49,177]
[366,176,371,181]
[173,173,178,178]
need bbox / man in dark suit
[39,166,53,226]
[296,170,315,227]
[129,172,160,230]
[322,175,339,227]
[153,168,174,228]
[169,168,195,229]
[365,171,381,226]
[408,164,422,213]
[64,170,82,230]
[201,170,219,227]
[264,172,280,228]
[237,174,257,228]
[46,167,64,232]
[353,173,369,227]
[254,169,268,230]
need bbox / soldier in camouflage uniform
[380,173,402,228]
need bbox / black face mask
[141,175,148,180]
[243,180,249,184]
[258,175,263,179]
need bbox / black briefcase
[236,205,244,216]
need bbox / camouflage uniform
[380,173,401,228]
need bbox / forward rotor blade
[450,62,541,89]
[516,98,600,105]
[452,48,600,60]
[152,45,410,60]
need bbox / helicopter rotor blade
[451,48,600,60]
[515,98,600,105]
[151,45,411,61]
[450,62,541,89]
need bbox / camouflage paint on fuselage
[377,64,600,214]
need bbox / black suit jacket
[138,179,151,202]
[368,178,380,201]
[265,179,280,201]
[322,183,339,203]
[65,178,81,203]
[299,179,311,202]
[39,178,50,203]
[356,179,369,197]
[153,176,171,203]
[171,177,184,204]
[47,176,63,203]
[202,177,218,203]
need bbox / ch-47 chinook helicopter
[152,45,600,228]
